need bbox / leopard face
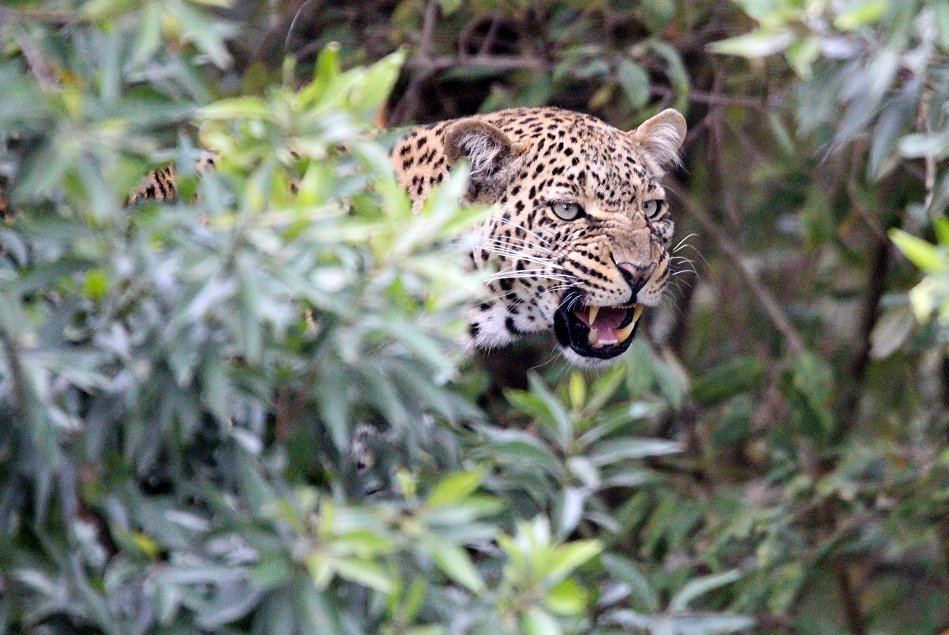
[393,107,686,367]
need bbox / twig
[11,29,57,91]
[418,0,439,60]
[0,329,26,411]
[846,177,888,242]
[834,556,867,635]
[0,7,85,26]
[832,234,890,442]
[917,80,936,212]
[405,53,546,73]
[650,84,772,109]
[670,188,806,356]
[284,0,321,59]
[402,53,778,110]
[477,12,503,57]
[388,0,441,125]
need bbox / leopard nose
[617,262,657,296]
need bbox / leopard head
[393,107,686,366]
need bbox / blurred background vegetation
[0,0,947,633]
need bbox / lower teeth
[585,305,643,349]
[614,321,635,343]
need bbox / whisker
[480,236,556,256]
[482,235,550,248]
[674,243,710,268]
[488,268,578,278]
[529,348,564,372]
[673,232,699,253]
[491,217,554,250]
[488,272,580,283]
[475,239,555,263]
[479,245,565,269]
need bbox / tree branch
[832,234,890,442]
[402,54,778,110]
[670,188,806,357]
[388,0,441,125]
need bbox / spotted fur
[126,152,217,205]
[393,107,686,366]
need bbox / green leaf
[544,577,589,615]
[427,470,484,507]
[83,269,109,301]
[785,36,821,78]
[654,613,756,633]
[834,0,888,30]
[545,539,602,582]
[174,2,234,69]
[347,49,407,116]
[250,555,292,590]
[869,305,915,359]
[131,2,163,67]
[199,97,273,121]
[427,539,485,593]
[707,29,796,57]
[334,558,393,594]
[935,216,949,247]
[528,372,573,450]
[305,42,342,103]
[522,606,562,635]
[81,0,139,20]
[332,530,395,558]
[293,573,346,635]
[568,370,586,411]
[899,129,949,161]
[790,351,834,439]
[555,487,586,538]
[618,60,651,109]
[649,42,690,111]
[589,438,681,467]
[889,230,949,273]
[868,87,917,180]
[670,569,743,611]
[600,553,659,612]
[479,427,563,476]
[689,357,763,405]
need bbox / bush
[1,1,946,634]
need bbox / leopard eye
[642,199,663,219]
[550,202,584,221]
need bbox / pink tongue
[577,306,628,330]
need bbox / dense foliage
[0,1,947,634]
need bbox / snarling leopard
[392,107,686,366]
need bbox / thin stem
[670,188,806,356]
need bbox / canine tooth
[615,322,635,343]
[588,327,599,346]
[632,304,644,323]
[588,305,600,325]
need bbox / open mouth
[554,295,644,360]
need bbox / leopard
[392,107,686,367]
[1,106,686,367]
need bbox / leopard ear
[630,109,687,172]
[444,120,513,176]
